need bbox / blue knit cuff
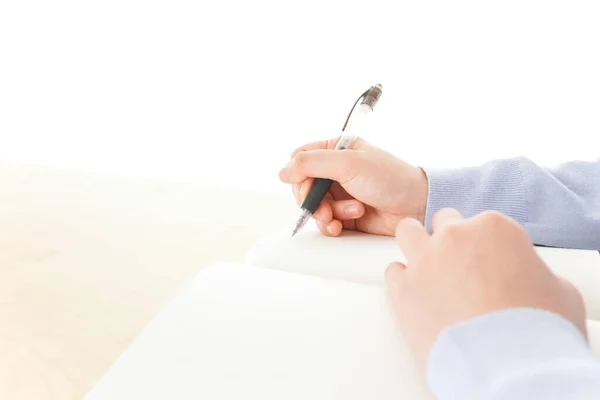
[421,158,528,233]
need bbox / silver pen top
[360,84,383,111]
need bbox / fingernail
[344,204,358,216]
[326,224,335,234]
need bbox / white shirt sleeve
[427,308,600,399]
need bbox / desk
[0,162,296,399]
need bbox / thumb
[279,150,359,184]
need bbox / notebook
[84,231,600,400]
[245,230,600,319]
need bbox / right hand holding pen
[279,137,429,237]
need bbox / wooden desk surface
[0,163,295,399]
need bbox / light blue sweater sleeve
[422,158,600,250]
[427,308,600,400]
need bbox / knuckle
[474,211,533,243]
[477,210,516,231]
[438,221,463,239]
[350,136,366,149]
[479,210,507,223]
[292,152,309,169]
[313,209,327,222]
[434,207,458,220]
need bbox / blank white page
[84,263,434,400]
[84,262,600,399]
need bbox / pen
[291,83,383,236]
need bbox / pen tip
[291,208,311,238]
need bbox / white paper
[85,263,434,399]
[85,263,600,399]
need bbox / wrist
[412,167,429,224]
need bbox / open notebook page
[84,262,600,399]
[245,230,600,319]
[84,263,433,399]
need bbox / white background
[1,1,599,194]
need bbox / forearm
[422,157,600,250]
[428,308,600,399]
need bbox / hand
[385,208,587,372]
[279,137,429,236]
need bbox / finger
[316,219,343,237]
[292,178,315,206]
[299,178,314,200]
[279,150,358,184]
[316,220,328,235]
[326,219,343,236]
[431,208,465,233]
[330,199,365,220]
[312,200,334,224]
[290,136,366,158]
[385,261,407,301]
[395,218,429,262]
[290,137,342,157]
